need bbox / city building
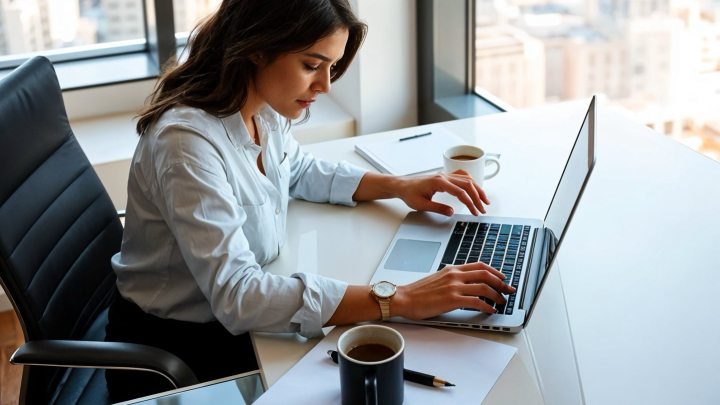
[100,0,143,42]
[0,0,88,54]
[474,24,546,108]
[0,0,48,54]
[173,0,221,33]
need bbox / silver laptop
[369,97,597,333]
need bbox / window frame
[0,0,177,90]
[417,0,509,125]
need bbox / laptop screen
[543,98,595,250]
[524,97,596,323]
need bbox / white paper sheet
[255,323,517,404]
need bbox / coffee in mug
[450,155,479,161]
[347,343,396,362]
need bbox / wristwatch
[371,281,397,321]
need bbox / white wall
[331,0,418,135]
[63,79,154,121]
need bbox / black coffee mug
[337,325,405,405]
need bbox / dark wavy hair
[136,0,367,135]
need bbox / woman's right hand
[391,262,516,320]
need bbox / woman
[106,0,515,401]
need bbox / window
[0,0,175,90]
[417,0,504,125]
[0,0,145,57]
[467,0,720,161]
[419,0,720,161]
[173,0,222,37]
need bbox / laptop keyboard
[437,222,530,315]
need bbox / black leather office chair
[0,56,199,405]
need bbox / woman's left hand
[396,170,489,216]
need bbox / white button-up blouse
[111,105,368,338]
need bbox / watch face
[373,281,395,298]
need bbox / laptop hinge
[519,227,539,311]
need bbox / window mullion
[145,0,176,70]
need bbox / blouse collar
[219,105,281,150]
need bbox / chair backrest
[0,56,123,403]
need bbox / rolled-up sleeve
[284,132,367,206]
[154,126,348,338]
[290,273,348,338]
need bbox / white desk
[253,100,720,404]
[556,106,720,403]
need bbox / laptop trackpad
[384,239,441,273]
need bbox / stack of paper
[254,323,517,404]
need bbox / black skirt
[104,294,258,403]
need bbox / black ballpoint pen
[398,131,432,142]
[327,350,455,387]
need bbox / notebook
[354,127,469,176]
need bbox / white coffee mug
[443,145,500,188]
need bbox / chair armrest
[10,340,199,389]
